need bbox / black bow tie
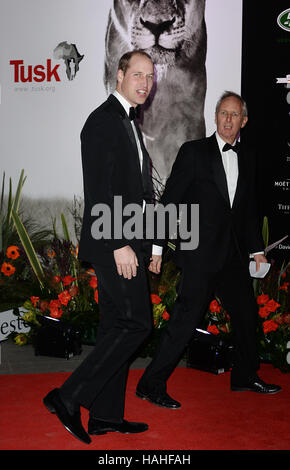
[222,142,240,153]
[129,106,141,121]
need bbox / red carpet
[0,364,289,451]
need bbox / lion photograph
[104,0,207,185]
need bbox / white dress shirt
[215,131,238,207]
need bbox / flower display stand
[186,329,234,374]
[33,315,82,360]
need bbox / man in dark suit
[136,91,281,410]
[43,50,155,444]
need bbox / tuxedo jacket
[78,94,153,266]
[155,133,264,272]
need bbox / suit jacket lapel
[209,134,231,206]
[232,145,246,209]
[106,94,146,191]
[134,120,154,201]
[107,94,139,154]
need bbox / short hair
[215,91,248,117]
[117,50,153,75]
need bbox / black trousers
[138,246,260,393]
[60,246,152,422]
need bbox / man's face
[215,96,248,144]
[116,54,154,107]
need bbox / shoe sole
[88,430,108,436]
[135,391,181,409]
[231,386,282,394]
[89,428,148,435]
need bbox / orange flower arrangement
[1,262,16,277]
[58,290,72,306]
[263,319,279,334]
[162,310,170,321]
[62,275,76,286]
[209,299,221,313]
[257,294,269,305]
[207,325,220,335]
[89,276,98,289]
[151,294,162,304]
[6,245,20,260]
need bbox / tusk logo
[9,42,84,84]
[53,42,84,81]
[277,9,290,32]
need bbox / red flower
[1,262,16,276]
[279,282,289,292]
[89,276,98,289]
[151,294,162,304]
[39,300,49,312]
[162,310,170,321]
[30,296,39,307]
[282,314,290,324]
[263,320,278,334]
[50,308,63,319]
[257,294,269,305]
[265,299,280,313]
[220,324,229,333]
[258,306,270,319]
[58,290,71,306]
[275,314,290,325]
[49,299,61,309]
[68,285,79,297]
[6,245,20,260]
[209,300,221,313]
[49,299,62,318]
[52,275,61,284]
[207,325,220,335]
[62,275,76,286]
[94,289,99,303]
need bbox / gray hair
[215,91,248,117]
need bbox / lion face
[112,0,205,66]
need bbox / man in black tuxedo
[136,91,281,409]
[43,50,155,443]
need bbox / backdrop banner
[1,0,242,224]
[241,1,290,264]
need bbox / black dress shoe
[231,377,282,394]
[136,388,181,409]
[88,418,148,435]
[43,388,91,444]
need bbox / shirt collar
[215,131,237,153]
[113,90,132,117]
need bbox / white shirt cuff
[152,244,163,256]
[250,251,264,258]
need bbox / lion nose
[140,17,175,42]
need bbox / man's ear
[241,116,248,129]
[117,69,124,85]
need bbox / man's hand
[114,245,139,279]
[253,253,267,272]
[148,254,162,274]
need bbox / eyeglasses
[218,111,241,119]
